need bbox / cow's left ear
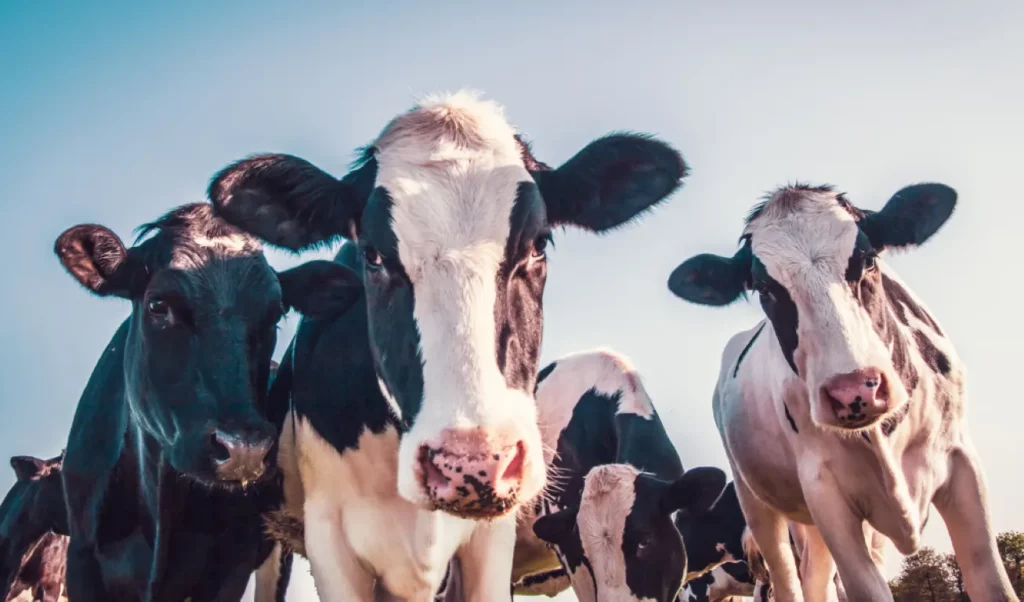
[533,507,579,545]
[54,225,148,299]
[10,456,45,482]
[278,260,363,320]
[533,134,687,232]
[660,467,727,515]
[859,183,957,251]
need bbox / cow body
[54,205,357,602]
[525,349,726,602]
[1,454,68,602]
[669,183,1017,601]
[209,91,687,600]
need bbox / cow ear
[278,260,363,320]
[54,225,146,298]
[534,134,687,232]
[11,456,44,482]
[209,154,374,252]
[668,242,751,307]
[533,507,579,545]
[660,467,727,515]
[860,183,957,251]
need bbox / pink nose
[418,428,527,518]
[823,368,889,427]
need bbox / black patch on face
[623,474,686,602]
[784,404,799,434]
[912,330,951,377]
[733,323,766,378]
[495,182,550,394]
[751,256,799,374]
[359,187,425,426]
[721,560,754,585]
[855,264,919,398]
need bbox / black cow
[53,203,361,602]
[525,349,726,602]
[0,454,68,602]
[677,482,768,601]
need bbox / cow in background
[669,182,1017,601]
[523,348,726,602]
[0,454,67,602]
[54,204,360,601]
[209,91,687,600]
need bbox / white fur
[681,564,755,602]
[712,188,1015,601]
[284,413,516,601]
[371,92,546,509]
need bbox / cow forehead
[745,188,860,285]
[373,93,531,279]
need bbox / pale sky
[1,2,1021,600]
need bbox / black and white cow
[677,483,768,602]
[0,454,68,602]
[523,348,726,602]
[207,91,687,600]
[53,204,358,601]
[668,183,1017,601]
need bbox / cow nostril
[419,447,448,489]
[211,431,232,464]
[501,441,526,483]
[865,379,879,388]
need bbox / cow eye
[864,254,878,272]
[364,246,384,270]
[755,281,772,299]
[146,298,176,326]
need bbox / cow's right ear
[11,456,45,482]
[533,507,579,545]
[660,467,727,515]
[668,242,751,307]
[278,260,363,320]
[55,225,146,298]
[209,154,374,252]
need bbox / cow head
[208,92,687,517]
[55,204,361,486]
[0,452,67,541]
[533,463,726,602]
[669,183,956,432]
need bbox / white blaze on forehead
[576,464,654,602]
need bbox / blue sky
[1,1,1021,599]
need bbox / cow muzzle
[210,427,275,485]
[820,367,890,428]
[417,427,528,518]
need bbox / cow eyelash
[532,232,554,259]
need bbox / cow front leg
[733,478,802,602]
[304,496,375,602]
[801,469,891,601]
[791,525,840,602]
[455,515,518,602]
[934,445,1018,601]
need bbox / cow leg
[793,526,838,602]
[64,539,109,602]
[801,472,891,601]
[253,542,291,602]
[733,479,801,602]
[455,515,517,602]
[304,497,374,602]
[934,446,1018,601]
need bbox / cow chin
[396,396,546,518]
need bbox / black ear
[668,243,751,306]
[533,507,579,545]
[278,260,363,320]
[533,134,687,232]
[859,183,957,251]
[660,467,727,515]
[11,456,45,482]
[209,154,373,252]
[54,225,145,298]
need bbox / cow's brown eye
[532,233,552,260]
[864,254,878,272]
[147,299,169,317]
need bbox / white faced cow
[208,92,687,601]
[669,183,1017,601]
